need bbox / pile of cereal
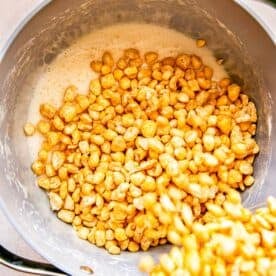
[24,42,270,273]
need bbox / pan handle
[0,245,67,276]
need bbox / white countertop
[0,1,275,275]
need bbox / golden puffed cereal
[25,47,260,265]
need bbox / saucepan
[0,0,275,275]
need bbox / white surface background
[0,0,275,275]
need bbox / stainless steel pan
[0,0,275,275]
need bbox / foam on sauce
[27,23,227,158]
